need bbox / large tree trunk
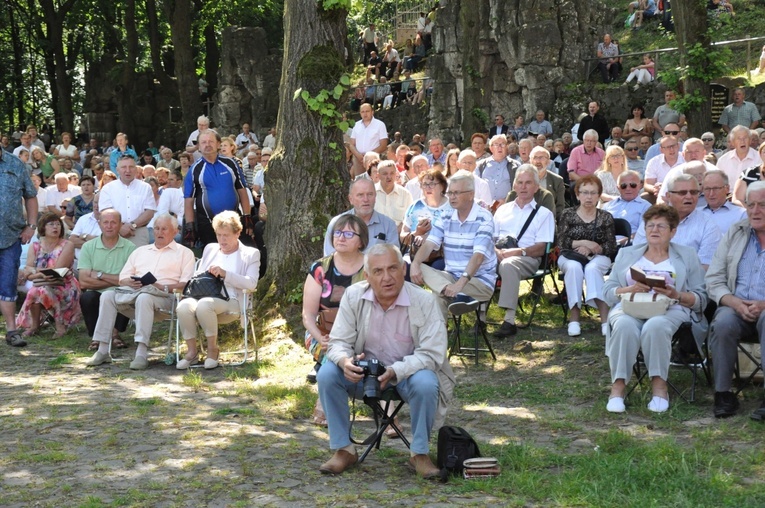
[672,0,712,137]
[459,0,485,138]
[38,0,77,133]
[164,0,201,134]
[261,0,350,298]
[117,0,138,136]
[10,7,25,127]
[203,23,220,99]
[145,0,174,89]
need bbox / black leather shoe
[750,399,765,422]
[493,321,517,339]
[713,391,739,418]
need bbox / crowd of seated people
[6,79,765,481]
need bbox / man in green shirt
[78,208,136,347]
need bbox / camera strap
[516,204,539,243]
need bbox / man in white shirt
[69,193,104,264]
[493,167,555,338]
[235,123,259,152]
[717,125,760,185]
[374,160,412,229]
[348,103,388,178]
[185,115,210,161]
[656,138,717,203]
[262,128,276,149]
[405,155,430,201]
[46,173,81,215]
[154,170,185,241]
[98,156,157,247]
[643,135,685,203]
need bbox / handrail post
[747,35,752,81]
[655,52,659,79]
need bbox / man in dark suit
[577,101,610,144]
[489,115,509,138]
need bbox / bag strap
[516,204,539,243]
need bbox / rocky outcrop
[211,27,282,141]
[428,0,622,143]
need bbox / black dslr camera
[353,358,387,399]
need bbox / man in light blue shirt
[700,170,747,235]
[602,170,651,240]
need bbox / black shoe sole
[713,408,737,418]
[750,411,765,421]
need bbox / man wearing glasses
[717,125,760,186]
[410,171,497,321]
[699,169,747,235]
[602,170,650,240]
[656,138,719,203]
[623,140,645,175]
[643,134,685,204]
[706,181,765,419]
[633,173,721,269]
[643,123,684,165]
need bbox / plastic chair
[173,288,257,367]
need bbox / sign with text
[710,83,729,124]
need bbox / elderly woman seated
[603,205,707,414]
[176,211,260,370]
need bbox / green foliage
[658,42,733,114]
[320,0,351,11]
[293,73,352,131]
[471,107,490,126]
[286,282,304,304]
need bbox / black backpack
[436,426,481,475]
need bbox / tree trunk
[10,7,24,127]
[459,0,485,138]
[672,0,712,137]
[145,0,174,89]
[117,0,139,137]
[261,0,350,298]
[38,0,77,133]
[164,0,201,134]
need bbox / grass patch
[182,370,206,392]
[48,353,74,367]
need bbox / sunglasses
[701,138,714,142]
[625,147,638,152]
[664,130,680,135]
[619,182,639,189]
[668,189,700,196]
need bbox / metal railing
[582,35,765,80]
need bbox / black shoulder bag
[182,271,230,300]
[495,204,539,250]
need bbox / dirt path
[0,331,506,508]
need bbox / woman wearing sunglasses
[302,215,369,426]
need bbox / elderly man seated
[86,213,195,370]
[317,244,455,478]
[493,166,555,338]
[707,181,765,419]
[602,170,651,241]
[700,169,747,235]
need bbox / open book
[39,268,69,279]
[630,266,667,289]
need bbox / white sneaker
[607,397,626,413]
[648,396,669,413]
[567,321,581,337]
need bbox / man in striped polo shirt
[410,170,497,321]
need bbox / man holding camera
[317,243,455,478]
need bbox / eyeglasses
[578,191,600,197]
[446,190,473,197]
[664,130,680,135]
[645,223,671,231]
[625,147,638,152]
[668,189,700,196]
[333,230,360,239]
[421,182,439,188]
[702,185,726,193]
[491,143,507,148]
[619,182,639,189]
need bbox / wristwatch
[27,224,36,230]
[521,249,527,257]
[96,271,103,280]
[81,233,88,240]
[130,222,138,230]
[461,271,472,281]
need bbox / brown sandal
[312,405,327,427]
[111,337,127,349]
[88,341,99,351]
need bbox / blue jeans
[317,360,439,455]
[0,240,21,302]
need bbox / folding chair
[611,218,633,260]
[515,242,566,329]
[734,334,763,395]
[173,288,257,367]
[626,322,711,403]
[449,301,496,364]
[354,387,411,464]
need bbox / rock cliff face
[429,0,621,143]
[211,26,283,141]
